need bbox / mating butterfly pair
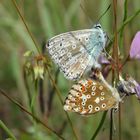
[46,24,121,115]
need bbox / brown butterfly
[64,72,121,115]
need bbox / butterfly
[46,24,107,81]
[64,71,121,115]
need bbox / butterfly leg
[90,68,102,80]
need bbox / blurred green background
[0,0,140,140]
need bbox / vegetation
[0,0,140,140]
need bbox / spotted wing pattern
[47,27,106,80]
[64,79,119,115]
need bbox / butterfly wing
[64,79,119,115]
[47,28,106,80]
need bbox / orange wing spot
[87,79,93,87]
[81,85,86,92]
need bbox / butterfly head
[93,23,108,45]
[94,23,102,29]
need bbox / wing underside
[47,30,96,80]
[64,79,118,115]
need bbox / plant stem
[118,103,121,140]
[11,0,41,54]
[109,109,113,140]
[10,1,78,139]
[108,7,140,48]
[112,0,119,74]
[118,8,140,33]
[111,1,120,140]
[46,67,79,140]
[120,55,130,70]
[0,120,17,140]
[0,88,65,140]
[119,0,128,49]
[39,78,45,114]
[90,111,107,140]
[47,69,59,117]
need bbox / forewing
[64,79,118,115]
[47,29,95,80]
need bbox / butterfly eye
[101,103,106,108]
[94,24,102,29]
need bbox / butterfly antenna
[102,47,116,64]
[96,4,111,23]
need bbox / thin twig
[38,42,47,114]
[0,120,17,140]
[39,79,45,114]
[11,1,78,139]
[90,111,107,140]
[0,88,65,140]
[11,0,41,54]
[120,55,130,70]
[23,69,32,106]
[111,1,120,140]
[46,67,79,140]
[109,109,113,140]
[97,4,111,23]
[119,0,128,49]
[47,69,59,117]
[118,8,140,33]
[108,8,140,47]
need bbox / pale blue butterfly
[46,24,107,80]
